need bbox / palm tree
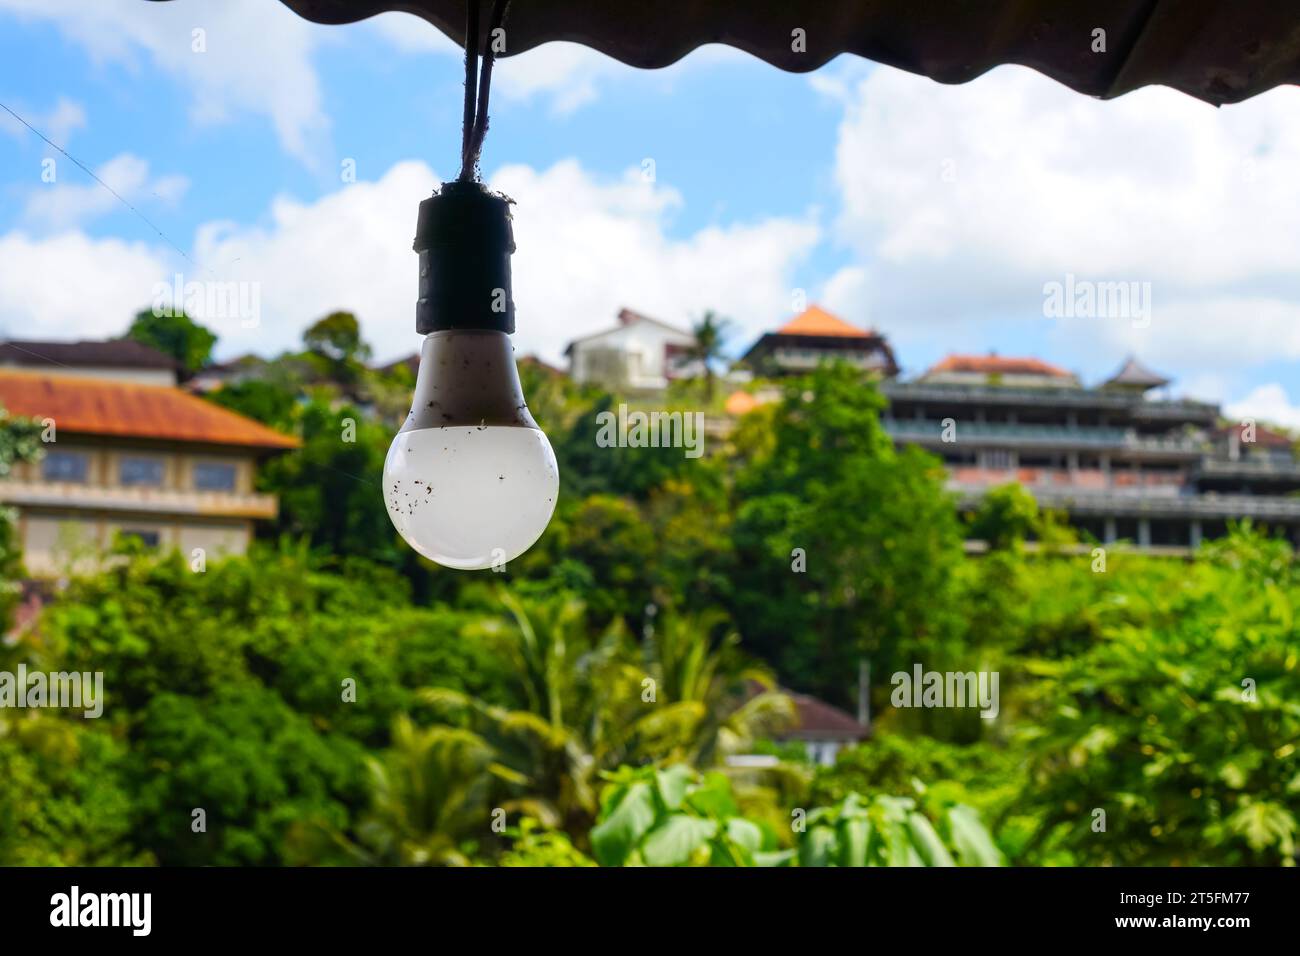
[640,609,795,767]
[420,591,641,834]
[687,311,731,401]
[339,717,508,866]
[420,592,793,841]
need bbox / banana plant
[798,792,1003,867]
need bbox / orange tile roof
[0,371,299,450]
[929,354,1073,378]
[777,305,872,338]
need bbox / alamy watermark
[890,664,999,719]
[595,404,704,459]
[1043,273,1151,328]
[0,664,103,718]
[152,272,260,329]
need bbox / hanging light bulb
[384,181,558,570]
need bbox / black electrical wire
[459,0,512,182]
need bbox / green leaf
[799,826,838,868]
[906,812,955,867]
[590,782,657,867]
[655,765,693,811]
[753,849,796,867]
[685,772,739,818]
[641,814,718,867]
[947,804,1003,866]
[839,817,871,867]
[1227,802,1297,855]
[725,817,763,854]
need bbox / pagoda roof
[1104,356,1171,390]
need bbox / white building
[564,308,699,392]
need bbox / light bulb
[385,180,559,570]
[384,329,558,569]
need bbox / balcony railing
[0,479,278,519]
[949,481,1300,519]
[881,381,1220,421]
[1194,457,1300,478]
[882,419,1204,454]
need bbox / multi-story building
[0,369,298,575]
[880,354,1300,549]
[740,305,898,378]
[727,312,1300,550]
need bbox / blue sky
[3,0,1300,426]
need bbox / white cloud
[22,153,188,230]
[1226,384,1300,431]
[0,0,329,163]
[0,231,169,340]
[366,14,617,113]
[182,158,818,362]
[822,64,1300,375]
[0,159,817,361]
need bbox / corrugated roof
[0,339,179,370]
[929,354,1074,378]
[238,0,1300,106]
[0,371,299,450]
[777,306,871,339]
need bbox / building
[881,354,1300,549]
[740,305,898,378]
[186,353,271,394]
[564,308,699,391]
[918,352,1077,388]
[0,370,298,575]
[777,690,870,766]
[0,338,180,386]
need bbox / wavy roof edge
[200,0,1300,106]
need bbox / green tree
[339,718,504,866]
[730,365,967,706]
[1019,528,1300,865]
[258,400,401,565]
[125,308,217,374]
[207,378,299,432]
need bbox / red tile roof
[1217,422,1294,448]
[783,691,868,741]
[0,371,299,450]
[929,354,1073,378]
[777,305,872,338]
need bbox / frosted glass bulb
[384,330,558,570]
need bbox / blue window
[119,457,165,487]
[193,461,237,491]
[41,451,88,483]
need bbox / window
[983,449,1013,470]
[193,461,237,492]
[119,457,165,487]
[41,450,89,483]
[119,529,160,548]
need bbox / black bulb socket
[413,180,515,335]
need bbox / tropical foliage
[2,312,1297,867]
